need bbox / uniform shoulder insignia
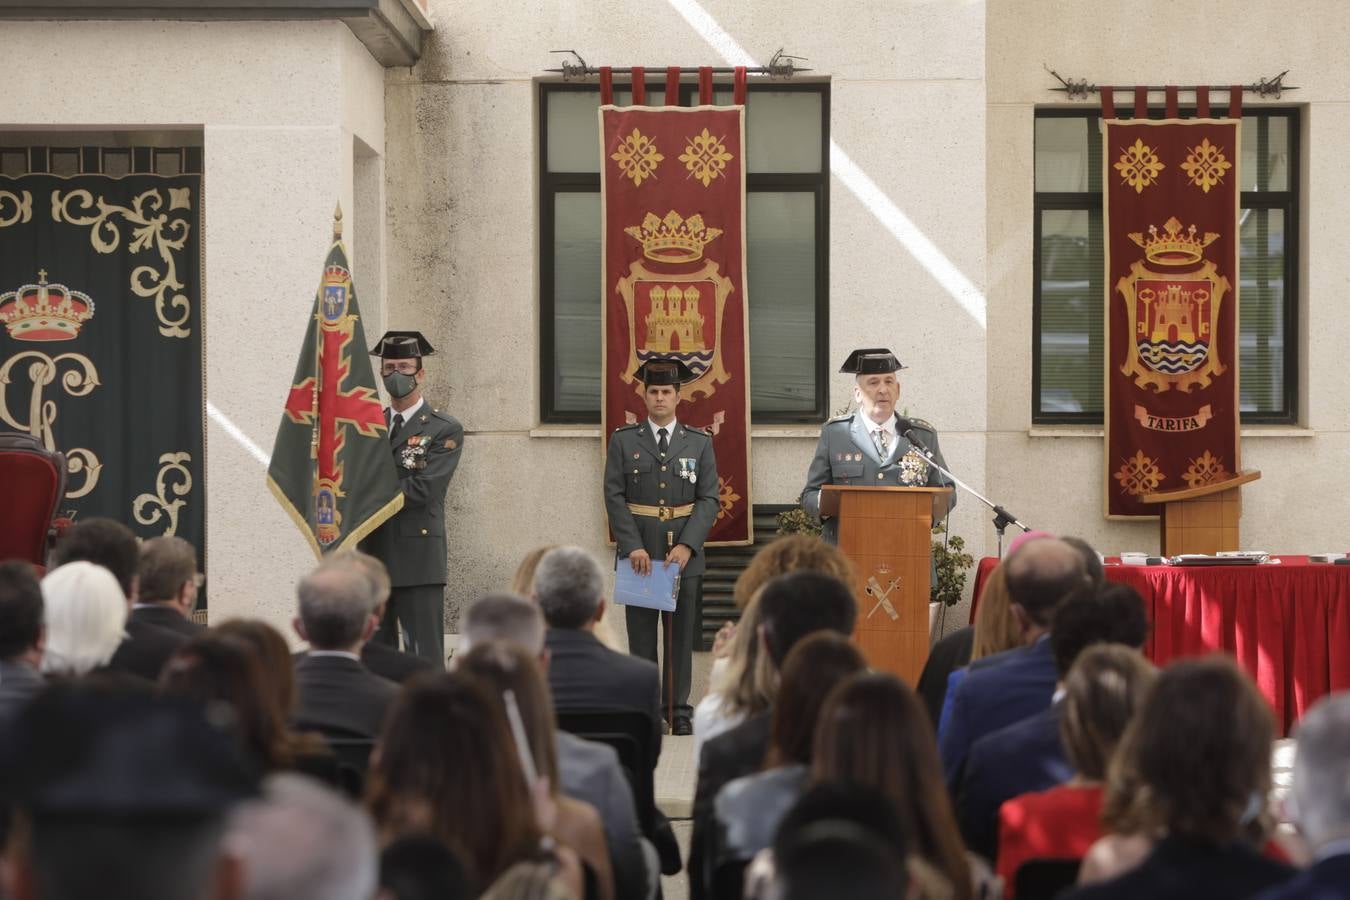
[907,416,936,431]
[826,412,854,424]
[683,425,709,436]
[614,422,641,432]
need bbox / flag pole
[312,203,342,461]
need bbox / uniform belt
[627,502,694,521]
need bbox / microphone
[903,428,932,458]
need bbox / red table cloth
[968,556,1350,735]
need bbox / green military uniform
[604,402,719,724]
[359,331,463,666]
[801,411,955,543]
[801,348,955,549]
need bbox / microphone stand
[904,430,1033,558]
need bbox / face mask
[383,370,418,399]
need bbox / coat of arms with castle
[616,209,733,400]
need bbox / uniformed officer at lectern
[801,348,955,543]
[603,357,719,735]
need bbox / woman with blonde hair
[694,535,855,755]
[40,561,127,678]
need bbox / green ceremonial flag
[266,216,403,556]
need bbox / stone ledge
[0,0,429,66]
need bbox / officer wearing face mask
[358,330,464,667]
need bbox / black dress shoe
[673,716,693,736]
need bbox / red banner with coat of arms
[1104,110,1241,518]
[600,101,752,544]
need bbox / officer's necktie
[390,413,404,442]
[657,427,669,456]
[874,428,890,458]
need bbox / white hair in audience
[227,773,378,900]
[40,561,128,676]
[533,547,605,630]
[462,592,546,654]
[1290,692,1350,847]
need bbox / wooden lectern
[1140,469,1261,555]
[820,485,954,685]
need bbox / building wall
[0,20,388,634]
[385,0,991,630]
[986,0,1350,561]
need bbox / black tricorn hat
[370,330,436,359]
[839,348,906,375]
[634,357,697,386]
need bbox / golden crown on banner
[1127,216,1219,267]
[624,210,724,264]
[0,270,95,341]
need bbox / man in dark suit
[689,571,858,900]
[939,537,1088,788]
[336,550,433,684]
[956,581,1150,860]
[1254,694,1350,900]
[534,546,664,759]
[132,536,206,638]
[0,561,45,724]
[359,330,465,668]
[463,589,653,900]
[50,518,184,682]
[292,560,399,738]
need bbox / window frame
[1031,105,1300,426]
[538,80,831,425]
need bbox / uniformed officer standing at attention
[801,348,955,542]
[603,357,719,735]
[359,331,464,667]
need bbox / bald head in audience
[461,592,546,656]
[293,562,379,653]
[1003,538,1089,643]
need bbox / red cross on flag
[267,211,403,555]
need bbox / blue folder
[614,561,680,612]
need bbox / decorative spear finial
[333,202,343,240]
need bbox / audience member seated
[710,632,867,894]
[696,536,855,755]
[331,550,434,683]
[0,560,46,722]
[458,640,616,900]
[995,645,1156,898]
[379,833,473,900]
[1067,655,1294,899]
[39,561,127,679]
[689,570,858,900]
[957,581,1151,860]
[939,537,1088,787]
[160,631,326,774]
[50,517,184,681]
[367,670,583,897]
[813,671,974,900]
[919,561,1021,728]
[694,589,773,758]
[226,772,378,900]
[462,591,652,900]
[214,619,308,728]
[1,680,258,900]
[292,560,398,738]
[132,535,205,637]
[1254,692,1350,900]
[746,783,913,900]
[512,544,560,596]
[535,547,663,757]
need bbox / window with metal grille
[1033,108,1298,424]
[0,142,203,177]
[539,82,830,424]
